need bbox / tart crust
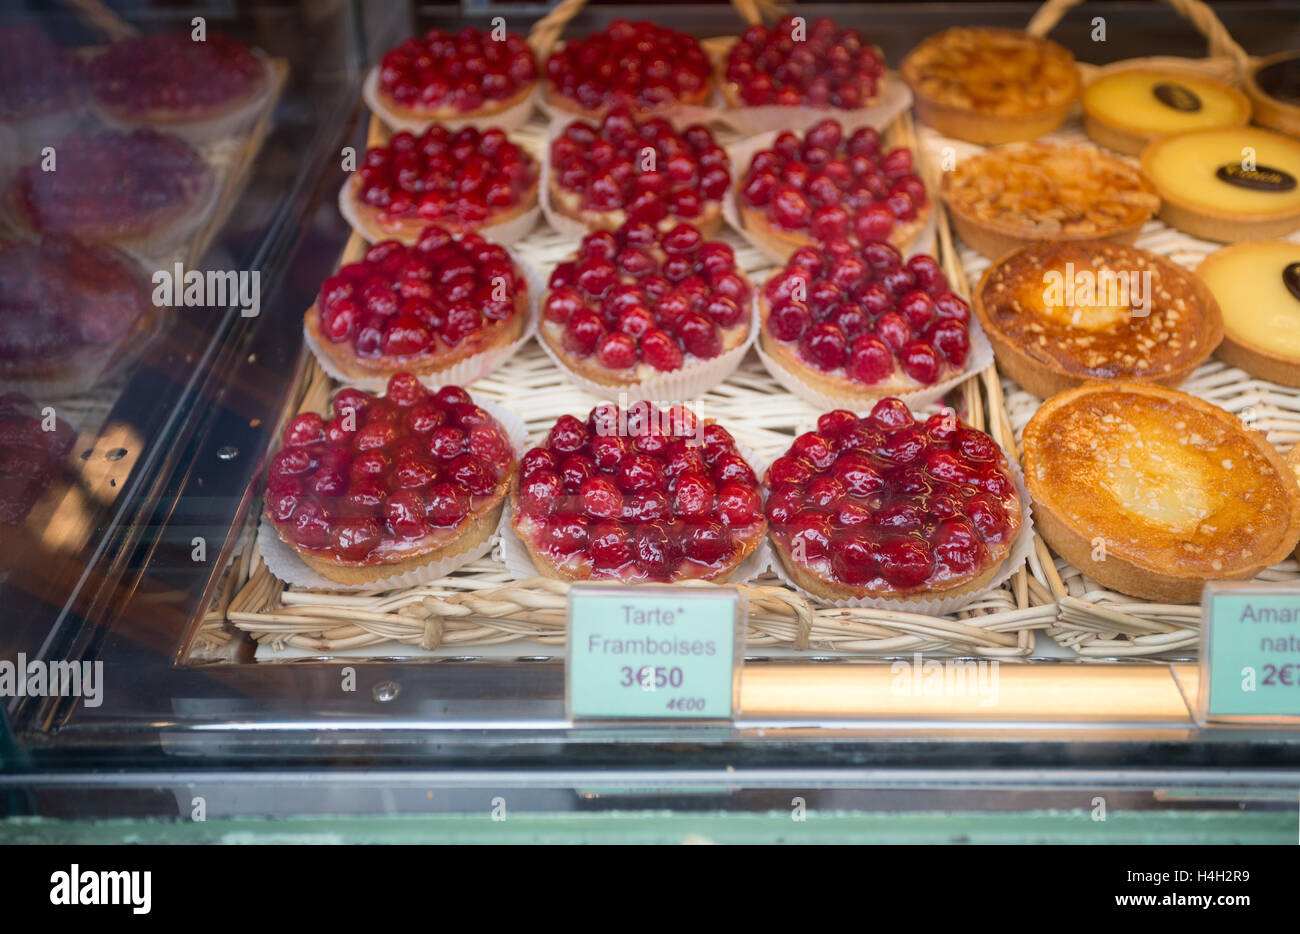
[973,241,1223,398]
[1023,382,1300,603]
[374,79,536,126]
[546,174,724,238]
[343,175,539,244]
[1081,67,1250,157]
[738,201,930,261]
[1195,242,1300,388]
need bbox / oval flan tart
[1023,382,1300,603]
[1082,68,1250,156]
[1196,241,1300,387]
[264,374,517,586]
[511,402,765,583]
[1140,127,1300,242]
[765,400,1023,602]
[973,241,1223,397]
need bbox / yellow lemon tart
[1195,241,1300,387]
[1082,68,1250,156]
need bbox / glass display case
[3,0,1300,845]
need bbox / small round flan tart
[511,403,766,584]
[1196,241,1300,387]
[941,142,1160,261]
[264,375,517,587]
[759,242,972,399]
[304,226,528,383]
[973,240,1223,398]
[548,107,729,236]
[1141,127,1300,242]
[344,125,538,244]
[1082,68,1250,156]
[721,16,887,110]
[737,120,929,260]
[543,20,711,120]
[1024,382,1300,603]
[540,221,752,389]
[900,27,1079,145]
[765,401,1023,602]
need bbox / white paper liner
[257,395,529,592]
[499,436,771,586]
[710,73,914,137]
[337,179,540,247]
[362,67,538,134]
[756,313,995,411]
[721,129,937,265]
[303,250,543,392]
[765,453,1036,616]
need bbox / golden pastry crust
[1024,382,1300,602]
[1289,445,1300,561]
[973,241,1222,398]
[546,174,724,238]
[344,174,538,244]
[738,201,930,261]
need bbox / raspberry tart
[264,374,517,586]
[0,27,88,156]
[511,402,765,583]
[369,28,537,131]
[539,221,753,391]
[7,128,216,251]
[0,391,75,526]
[737,120,930,260]
[547,107,730,236]
[765,401,1024,602]
[90,32,272,143]
[722,16,887,111]
[544,20,711,119]
[759,242,972,399]
[343,124,538,244]
[0,236,157,394]
[305,226,529,385]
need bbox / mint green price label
[1201,584,1300,723]
[567,584,743,720]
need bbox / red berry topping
[92,32,265,117]
[378,28,537,113]
[725,17,885,109]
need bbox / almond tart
[1023,382,1300,603]
[512,402,765,583]
[759,242,972,398]
[737,119,930,260]
[1196,241,1300,388]
[1081,68,1250,156]
[344,124,537,244]
[941,142,1160,261]
[264,374,517,586]
[305,226,528,383]
[765,401,1024,602]
[973,240,1223,398]
[900,27,1079,145]
[540,221,751,388]
[548,107,729,237]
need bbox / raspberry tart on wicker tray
[342,125,538,245]
[765,401,1024,603]
[511,403,765,583]
[539,221,752,392]
[759,243,973,400]
[736,120,930,260]
[264,374,517,586]
[305,225,529,385]
[547,107,730,236]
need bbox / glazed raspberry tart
[759,242,973,400]
[7,129,216,252]
[264,374,518,587]
[511,403,765,583]
[544,20,711,119]
[0,27,87,154]
[547,107,730,237]
[0,391,75,526]
[90,31,273,143]
[737,120,930,260]
[304,225,529,385]
[342,125,538,244]
[721,16,887,111]
[765,401,1024,602]
[0,236,158,395]
[539,221,753,392]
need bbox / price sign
[566,583,745,721]
[1199,583,1300,725]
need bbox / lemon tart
[1141,127,1300,242]
[1082,68,1250,156]
[974,241,1222,397]
[1195,241,1300,387]
[1024,382,1300,602]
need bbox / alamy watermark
[890,653,999,707]
[593,392,708,446]
[152,263,261,318]
[0,654,103,707]
[1042,263,1152,319]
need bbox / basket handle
[1026,0,1249,71]
[528,0,786,58]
